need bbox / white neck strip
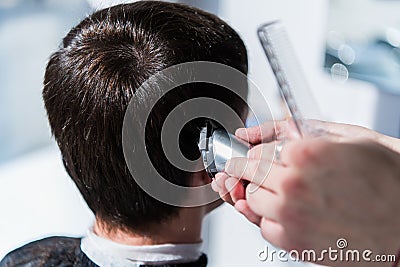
[80,229,203,267]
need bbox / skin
[212,120,400,266]
[95,170,221,245]
[94,207,205,245]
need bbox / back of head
[43,1,248,233]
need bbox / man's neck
[93,207,205,246]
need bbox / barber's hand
[212,119,400,204]
[211,119,302,224]
[223,139,400,266]
[235,119,400,152]
[212,119,400,222]
[210,119,299,221]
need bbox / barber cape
[0,230,207,267]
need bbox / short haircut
[43,1,248,232]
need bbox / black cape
[0,237,207,267]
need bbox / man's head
[43,1,248,233]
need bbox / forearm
[315,121,400,154]
[379,134,400,154]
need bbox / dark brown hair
[43,1,248,232]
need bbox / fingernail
[235,128,246,137]
[247,182,259,194]
[225,178,238,192]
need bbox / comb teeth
[258,21,320,137]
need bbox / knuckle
[261,144,274,158]
[304,141,332,162]
[245,189,257,206]
[255,129,262,140]
[297,145,316,164]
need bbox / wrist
[377,133,400,154]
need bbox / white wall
[0,0,90,163]
[0,145,94,259]
[217,0,329,119]
[215,0,382,129]
[329,0,400,42]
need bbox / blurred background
[1,0,399,266]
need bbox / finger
[211,179,219,192]
[247,142,276,160]
[225,177,245,203]
[235,119,300,145]
[246,186,282,221]
[214,173,234,205]
[219,189,234,205]
[211,179,234,205]
[259,217,285,249]
[235,121,276,144]
[247,142,291,171]
[235,121,281,144]
[215,172,229,190]
[225,157,269,187]
[259,163,290,193]
[225,157,288,190]
[234,199,262,226]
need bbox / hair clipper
[198,123,251,178]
